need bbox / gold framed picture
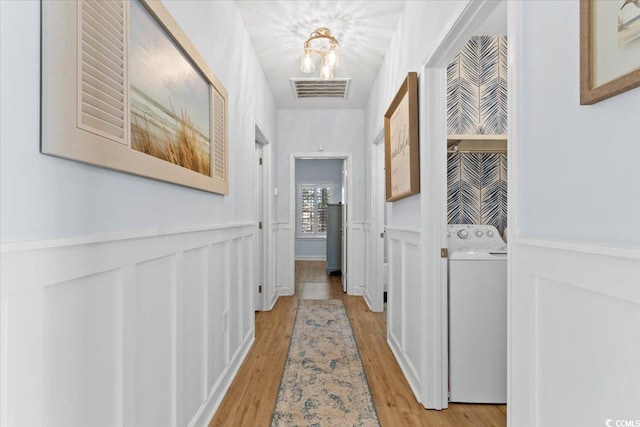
[580,0,640,104]
[384,72,420,202]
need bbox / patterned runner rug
[271,300,380,426]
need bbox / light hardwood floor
[209,261,507,426]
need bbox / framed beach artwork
[384,72,420,202]
[41,0,228,194]
[580,0,640,104]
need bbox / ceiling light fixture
[300,28,340,80]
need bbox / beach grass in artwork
[131,109,210,175]
[129,0,211,176]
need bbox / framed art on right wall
[580,0,640,104]
[384,72,420,202]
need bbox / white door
[254,142,264,311]
[341,160,348,293]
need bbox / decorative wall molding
[509,238,640,426]
[347,222,366,296]
[386,227,424,403]
[1,224,254,427]
[273,222,294,296]
[362,222,377,311]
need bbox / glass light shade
[320,56,333,80]
[300,47,315,73]
[326,42,339,69]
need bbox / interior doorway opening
[418,0,508,410]
[254,124,273,312]
[289,153,353,295]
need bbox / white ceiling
[235,0,408,109]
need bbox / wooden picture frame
[384,72,420,202]
[41,0,229,194]
[580,0,640,105]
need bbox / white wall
[365,0,459,229]
[509,2,640,425]
[276,110,365,222]
[518,1,640,247]
[273,109,365,294]
[0,1,277,425]
[295,159,343,260]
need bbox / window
[298,184,331,237]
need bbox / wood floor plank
[209,261,506,426]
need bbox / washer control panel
[448,224,505,249]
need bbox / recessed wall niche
[447,36,508,235]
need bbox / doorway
[254,125,273,311]
[254,142,265,311]
[418,0,508,410]
[366,130,386,313]
[289,153,353,295]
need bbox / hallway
[210,261,506,426]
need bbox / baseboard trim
[192,330,255,427]
[294,256,327,261]
[388,330,422,404]
[267,291,278,311]
[348,286,364,296]
[277,286,294,297]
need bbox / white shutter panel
[78,0,127,144]
[301,185,316,234]
[212,87,226,181]
[317,187,330,234]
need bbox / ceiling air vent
[290,78,351,99]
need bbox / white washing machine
[448,224,507,404]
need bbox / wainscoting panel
[389,238,403,345]
[362,222,377,311]
[510,239,640,427]
[241,235,254,344]
[208,241,229,389]
[43,270,120,427]
[178,247,208,427]
[274,223,294,295]
[348,222,366,295]
[229,239,242,353]
[386,227,422,399]
[402,243,421,373]
[127,256,175,427]
[0,224,254,427]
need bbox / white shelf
[447,134,507,141]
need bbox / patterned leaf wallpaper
[447,36,508,235]
[447,36,508,135]
[447,153,507,235]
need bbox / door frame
[417,0,508,409]
[254,124,273,311]
[365,129,386,312]
[289,152,353,295]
